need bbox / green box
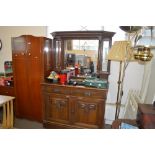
[84,78,108,89]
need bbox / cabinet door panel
[13,57,31,118]
[27,57,42,122]
[74,97,104,128]
[77,101,97,123]
[45,93,70,124]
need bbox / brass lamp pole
[115,61,123,120]
[107,41,132,120]
[107,26,154,120]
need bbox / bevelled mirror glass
[64,39,99,75]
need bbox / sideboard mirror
[51,31,115,78]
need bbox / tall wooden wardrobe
[12,35,53,122]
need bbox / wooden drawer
[42,84,107,99]
[70,87,107,99]
[0,86,15,96]
[43,85,71,95]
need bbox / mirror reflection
[64,40,99,75]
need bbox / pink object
[0,77,5,86]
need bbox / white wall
[144,50,155,104]
[0,26,47,72]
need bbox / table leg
[2,104,7,128]
[10,100,14,128]
[2,100,14,128]
[7,101,10,128]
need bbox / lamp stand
[115,61,123,120]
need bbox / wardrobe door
[27,36,42,122]
[13,56,31,119]
[27,53,42,122]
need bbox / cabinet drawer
[43,85,71,95]
[70,88,107,99]
[0,86,15,96]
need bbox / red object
[60,74,67,85]
[75,65,79,76]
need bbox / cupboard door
[45,93,70,124]
[27,56,42,122]
[73,97,104,128]
[13,57,31,118]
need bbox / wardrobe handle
[66,95,70,98]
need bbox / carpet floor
[13,118,111,129]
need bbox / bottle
[75,65,79,76]
[90,61,94,73]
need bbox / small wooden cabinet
[0,86,14,96]
[137,104,155,129]
[42,83,107,128]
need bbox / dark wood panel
[42,83,106,128]
[12,35,53,122]
[137,104,155,129]
[27,56,42,122]
[74,97,104,128]
[0,86,14,96]
[13,57,31,118]
[44,93,70,124]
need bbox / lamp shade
[106,41,133,61]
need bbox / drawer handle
[55,100,67,109]
[89,104,96,110]
[66,95,70,98]
[79,103,86,109]
[79,103,96,112]
[53,88,60,93]
[84,92,91,96]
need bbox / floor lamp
[107,41,132,120]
